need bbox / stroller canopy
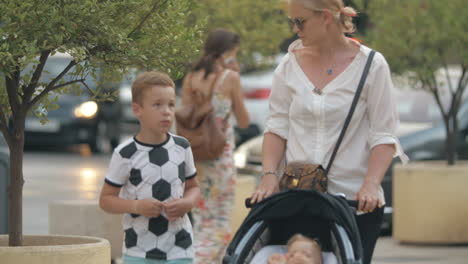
[226,189,362,259]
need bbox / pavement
[18,145,468,264]
[373,237,468,264]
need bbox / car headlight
[74,101,98,118]
[234,150,248,168]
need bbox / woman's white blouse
[265,40,407,202]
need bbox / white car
[236,55,285,145]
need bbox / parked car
[24,53,122,153]
[234,89,468,233]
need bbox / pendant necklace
[325,50,337,75]
[326,63,337,75]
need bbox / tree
[367,0,468,165]
[0,0,204,246]
[195,0,291,69]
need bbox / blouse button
[313,87,322,95]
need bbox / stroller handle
[245,196,360,209]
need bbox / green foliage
[367,0,467,79]
[366,0,468,164]
[0,0,204,120]
[195,0,291,68]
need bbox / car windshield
[22,55,100,94]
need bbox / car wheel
[89,122,110,153]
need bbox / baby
[268,234,323,264]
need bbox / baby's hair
[287,234,321,248]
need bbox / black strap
[325,50,376,176]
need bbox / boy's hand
[163,199,192,221]
[136,199,163,218]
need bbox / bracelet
[262,171,276,177]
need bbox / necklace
[325,63,337,75]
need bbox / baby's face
[287,240,322,264]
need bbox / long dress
[193,70,236,264]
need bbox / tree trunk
[8,118,25,246]
[445,115,457,165]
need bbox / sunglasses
[288,17,308,31]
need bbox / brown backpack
[175,71,229,161]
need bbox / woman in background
[180,29,249,263]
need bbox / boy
[268,234,323,264]
[100,71,201,264]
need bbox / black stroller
[223,189,363,264]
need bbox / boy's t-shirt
[105,133,197,260]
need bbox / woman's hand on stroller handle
[355,182,384,213]
[250,173,279,204]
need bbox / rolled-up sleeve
[264,68,291,140]
[366,53,408,163]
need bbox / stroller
[223,189,363,264]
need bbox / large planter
[393,161,468,244]
[49,200,123,261]
[0,235,110,264]
[231,175,255,233]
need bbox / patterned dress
[193,70,237,264]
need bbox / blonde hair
[131,71,175,104]
[289,0,357,33]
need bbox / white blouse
[265,40,407,202]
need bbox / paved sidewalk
[373,237,468,264]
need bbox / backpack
[175,70,230,161]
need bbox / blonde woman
[250,1,407,264]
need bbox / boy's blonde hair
[131,71,175,104]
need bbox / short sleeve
[264,67,292,139]
[185,146,197,179]
[366,52,409,163]
[104,150,131,187]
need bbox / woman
[180,29,249,264]
[250,1,406,264]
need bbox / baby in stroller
[223,190,362,264]
[267,234,322,264]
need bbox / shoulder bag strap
[213,69,233,121]
[325,50,376,176]
[208,69,228,99]
[189,70,222,103]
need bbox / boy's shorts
[123,255,192,264]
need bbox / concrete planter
[393,161,468,244]
[0,235,110,264]
[231,175,255,233]
[49,200,123,261]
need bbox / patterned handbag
[279,50,376,192]
[280,163,327,192]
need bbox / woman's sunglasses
[288,17,307,31]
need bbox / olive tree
[0,0,203,246]
[367,0,468,165]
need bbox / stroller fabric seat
[250,245,338,264]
